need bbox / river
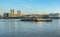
[0,19,60,37]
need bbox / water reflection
[0,19,60,37]
[10,19,21,37]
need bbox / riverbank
[2,17,60,19]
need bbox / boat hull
[20,18,52,22]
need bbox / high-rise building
[17,10,21,14]
[9,9,14,17]
[17,10,24,16]
[10,9,14,13]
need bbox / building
[49,13,59,17]
[10,9,14,13]
[58,13,60,17]
[17,10,21,13]
[9,9,15,17]
[9,9,24,18]
[49,13,59,19]
[17,10,23,16]
[3,13,9,19]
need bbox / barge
[20,18,52,22]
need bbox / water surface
[0,19,60,37]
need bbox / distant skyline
[0,0,60,14]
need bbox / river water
[0,19,60,37]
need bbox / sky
[0,0,60,14]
